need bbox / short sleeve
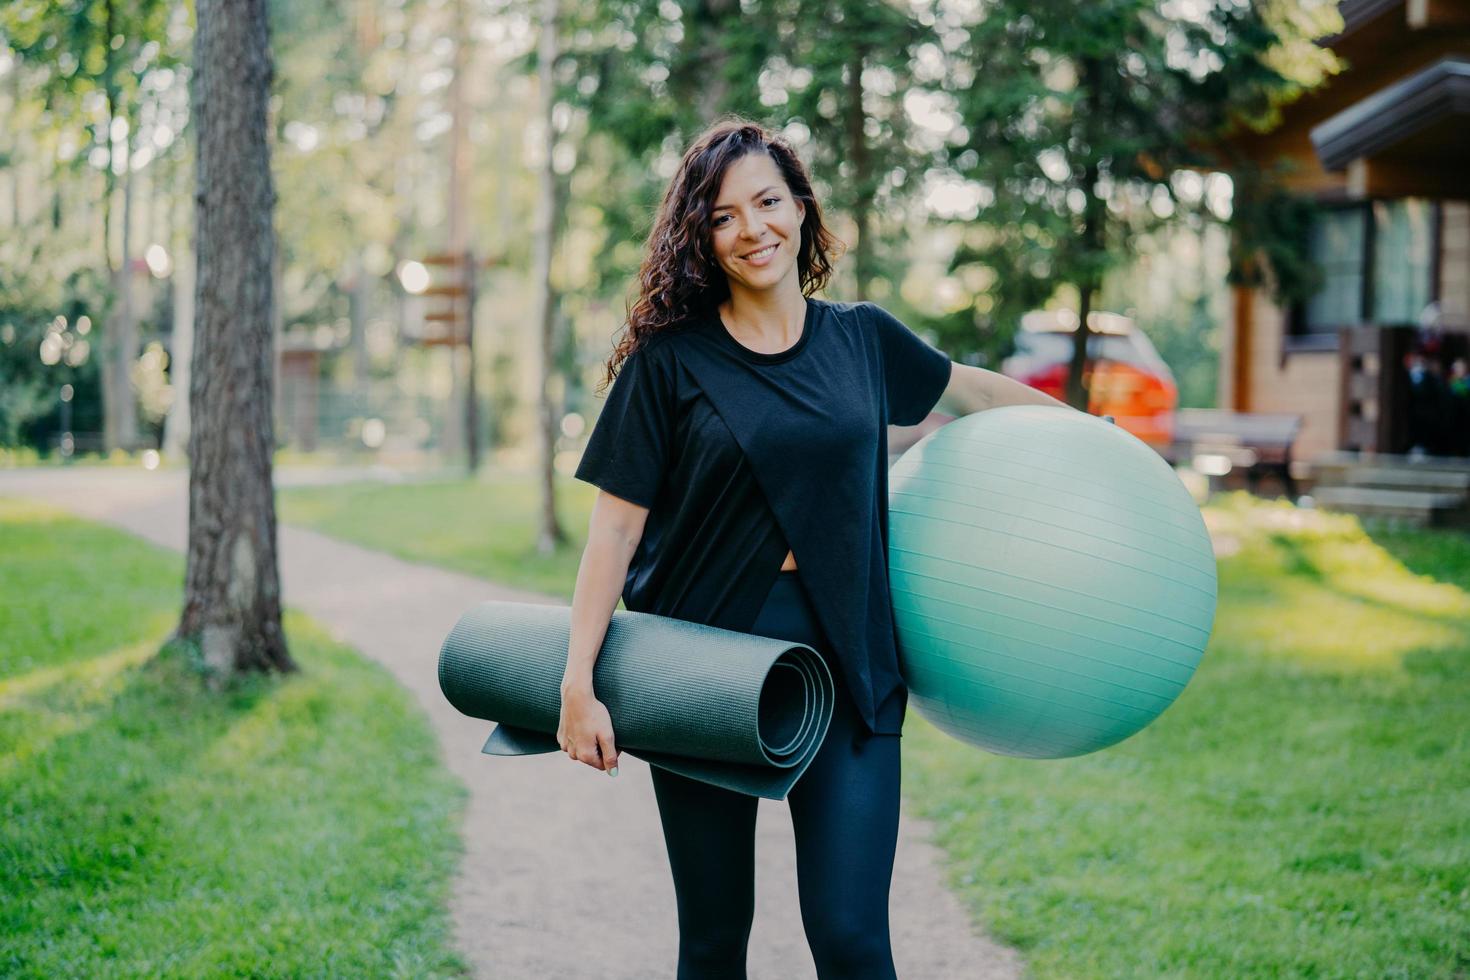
[866,302,953,426]
[574,342,675,508]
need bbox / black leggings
[649,570,901,980]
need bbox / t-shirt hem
[572,473,659,510]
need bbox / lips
[742,242,779,265]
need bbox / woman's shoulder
[816,297,863,316]
[812,297,889,328]
[810,298,896,351]
[619,321,707,392]
[628,321,697,362]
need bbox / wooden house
[1218,0,1470,464]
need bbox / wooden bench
[1163,409,1304,498]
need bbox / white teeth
[745,244,777,260]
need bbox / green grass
[272,476,1470,978]
[279,471,597,599]
[0,497,469,978]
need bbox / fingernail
[608,766,619,778]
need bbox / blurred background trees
[1,0,1341,460]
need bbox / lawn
[279,471,597,599]
[277,475,1470,978]
[0,497,468,978]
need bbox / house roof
[1310,55,1470,170]
[1322,0,1403,45]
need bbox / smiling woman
[558,117,967,979]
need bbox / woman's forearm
[936,363,1074,417]
[562,505,643,696]
[987,370,1071,411]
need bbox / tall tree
[775,0,940,300]
[177,0,294,679]
[531,0,568,554]
[945,0,1336,409]
[560,0,940,301]
[2,0,181,451]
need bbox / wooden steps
[1343,468,1470,494]
[1306,452,1470,528]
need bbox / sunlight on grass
[0,498,468,977]
[0,641,157,780]
[1208,493,1470,672]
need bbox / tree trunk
[1065,56,1106,413]
[688,0,736,125]
[178,0,294,680]
[843,45,875,300]
[1067,280,1095,411]
[534,0,567,555]
[97,0,139,452]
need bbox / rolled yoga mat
[438,600,837,800]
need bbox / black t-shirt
[573,297,953,736]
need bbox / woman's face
[708,151,805,295]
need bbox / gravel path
[0,467,1023,980]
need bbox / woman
[559,119,1070,979]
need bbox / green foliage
[0,497,468,977]
[2,0,189,451]
[1226,159,1327,307]
[940,0,1339,363]
[1096,217,1232,407]
[1,0,179,116]
[552,0,946,332]
[552,0,779,250]
[267,0,430,333]
[0,1,1346,449]
[0,262,106,448]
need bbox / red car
[999,310,1177,448]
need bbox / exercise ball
[888,405,1217,758]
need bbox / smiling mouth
[743,243,778,260]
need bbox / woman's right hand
[557,686,620,775]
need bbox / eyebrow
[712,185,781,213]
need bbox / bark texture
[178,0,294,677]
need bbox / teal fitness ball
[888,405,1217,758]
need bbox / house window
[1371,198,1434,324]
[1302,205,1367,334]
[1293,198,1442,346]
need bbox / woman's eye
[712,199,778,227]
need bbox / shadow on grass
[2,638,292,905]
[2,617,469,978]
[1362,522,1470,594]
[1255,526,1470,632]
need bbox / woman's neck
[718,283,808,352]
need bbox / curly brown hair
[596,117,844,393]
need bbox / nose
[740,219,767,242]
